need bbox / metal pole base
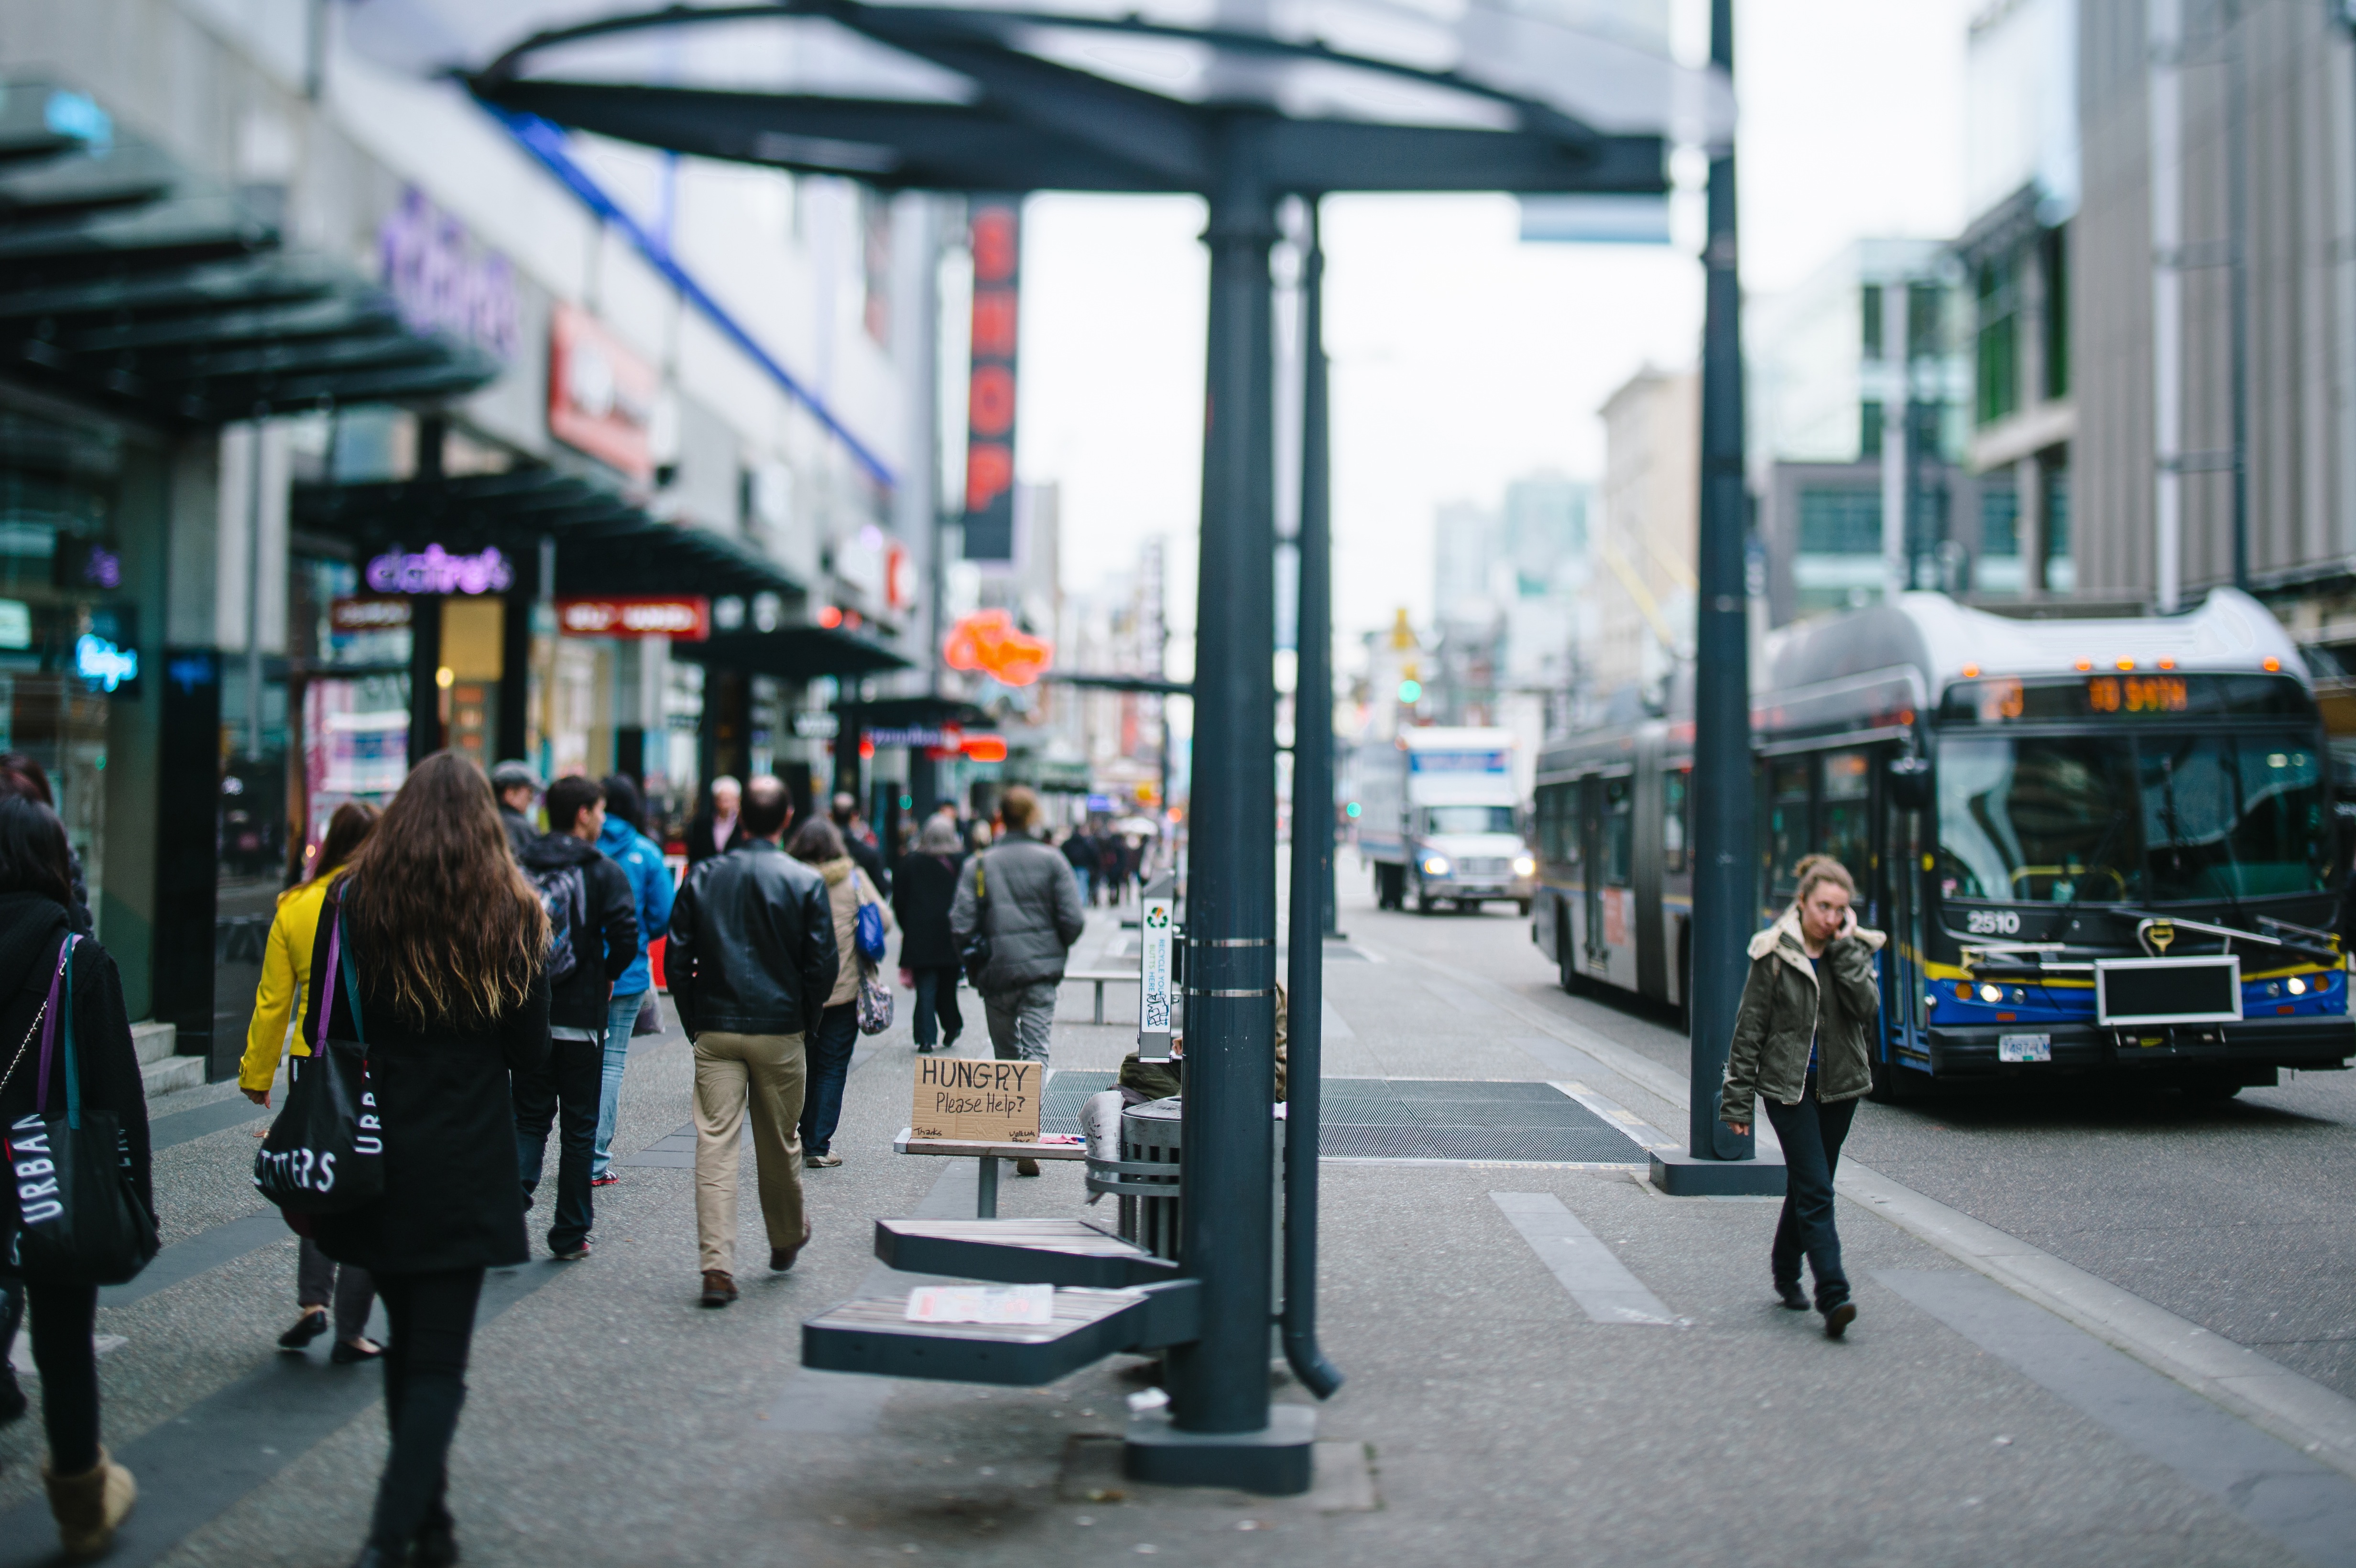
[1123,1405,1316,1494]
[1648,1148,1787,1197]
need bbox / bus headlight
[1512,854,1536,878]
[1422,855,1451,878]
[2288,976,2308,996]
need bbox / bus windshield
[1422,806,1516,835]
[1936,733,2330,904]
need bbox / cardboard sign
[910,1056,1040,1143]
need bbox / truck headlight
[1421,855,1451,877]
[1512,853,1536,878]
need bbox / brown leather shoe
[1014,1157,1041,1177]
[771,1220,813,1272]
[699,1270,738,1307]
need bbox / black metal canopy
[0,79,500,426]
[354,0,1724,197]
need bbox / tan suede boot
[44,1447,137,1559]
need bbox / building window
[1860,400,1884,460]
[2045,460,2073,591]
[1976,254,2019,427]
[1981,485,2019,557]
[1798,488,1883,555]
[1908,282,1945,359]
[1862,283,1884,360]
[2041,226,2070,400]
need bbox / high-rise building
[1586,367,1697,698]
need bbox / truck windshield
[1423,806,1516,835]
[1936,733,2329,904]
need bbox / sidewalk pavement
[0,901,2345,1566]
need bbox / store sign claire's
[365,545,514,596]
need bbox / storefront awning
[840,695,995,731]
[293,468,802,599]
[682,624,911,681]
[0,79,500,425]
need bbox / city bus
[1531,589,2355,1099]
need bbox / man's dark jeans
[910,965,963,1049]
[798,1001,859,1156]
[1761,1074,1858,1311]
[513,1033,601,1252]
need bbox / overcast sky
[1015,0,1973,674]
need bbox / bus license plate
[1998,1034,2051,1064]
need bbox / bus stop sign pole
[1655,0,1785,1198]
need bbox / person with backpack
[949,786,1085,1175]
[786,818,892,1167]
[0,796,149,1559]
[303,751,551,1568]
[513,776,638,1261]
[239,801,383,1364]
[590,775,675,1188]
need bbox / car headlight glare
[1422,856,1450,877]
[1512,854,1536,878]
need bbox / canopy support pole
[1127,120,1315,1494]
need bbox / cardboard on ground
[910,1056,1041,1143]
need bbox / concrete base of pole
[1648,1148,1788,1197]
[1123,1405,1316,1494]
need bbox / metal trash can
[1083,1097,1286,1283]
[1085,1096,1185,1260]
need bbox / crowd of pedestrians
[0,748,1106,1561]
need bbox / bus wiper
[2117,911,2341,967]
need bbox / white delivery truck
[1354,726,1535,915]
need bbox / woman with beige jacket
[786,817,892,1167]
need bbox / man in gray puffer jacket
[950,785,1085,1070]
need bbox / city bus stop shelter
[351,0,1734,1492]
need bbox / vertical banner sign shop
[963,199,1021,562]
[1139,880,1175,1058]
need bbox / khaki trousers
[692,1030,807,1276]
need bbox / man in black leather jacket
[665,776,838,1307]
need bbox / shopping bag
[7,936,160,1286]
[856,959,894,1036]
[253,905,385,1215]
[855,888,887,963]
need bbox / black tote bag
[6,936,160,1287]
[253,901,385,1215]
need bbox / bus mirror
[1887,756,1932,812]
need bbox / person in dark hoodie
[0,757,92,933]
[0,795,148,1558]
[512,775,638,1261]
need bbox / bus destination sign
[1942,673,2310,726]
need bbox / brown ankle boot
[44,1446,136,1559]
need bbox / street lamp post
[1655,0,1782,1196]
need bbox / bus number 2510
[1965,909,2022,936]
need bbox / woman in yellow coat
[240,801,382,1361]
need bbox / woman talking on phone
[1719,853,1885,1339]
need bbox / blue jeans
[797,1001,859,1155]
[593,990,645,1178]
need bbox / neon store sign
[365,544,514,596]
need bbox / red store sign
[556,596,710,641]
[547,302,656,484]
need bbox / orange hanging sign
[942,609,1051,687]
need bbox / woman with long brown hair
[241,801,383,1362]
[302,752,549,1568]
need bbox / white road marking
[1489,1191,1676,1326]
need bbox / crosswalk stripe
[1490,1191,1677,1326]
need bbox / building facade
[0,0,949,1077]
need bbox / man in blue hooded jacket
[592,774,677,1185]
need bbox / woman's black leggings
[1,1273,101,1473]
[367,1268,485,1550]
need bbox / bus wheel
[1869,1054,1926,1105]
[2181,1078,2242,1104]
[1516,899,1532,918]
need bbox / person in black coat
[512,776,638,1260]
[305,751,552,1568]
[892,816,967,1053]
[0,797,146,1558]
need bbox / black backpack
[526,860,587,985]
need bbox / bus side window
[1769,757,1810,902]
[1663,769,1690,873]
[1537,783,1572,864]
[1604,775,1633,888]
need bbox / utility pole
[1656,0,1780,1196]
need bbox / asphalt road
[1331,861,2356,1402]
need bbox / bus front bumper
[1918,1015,2356,1078]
